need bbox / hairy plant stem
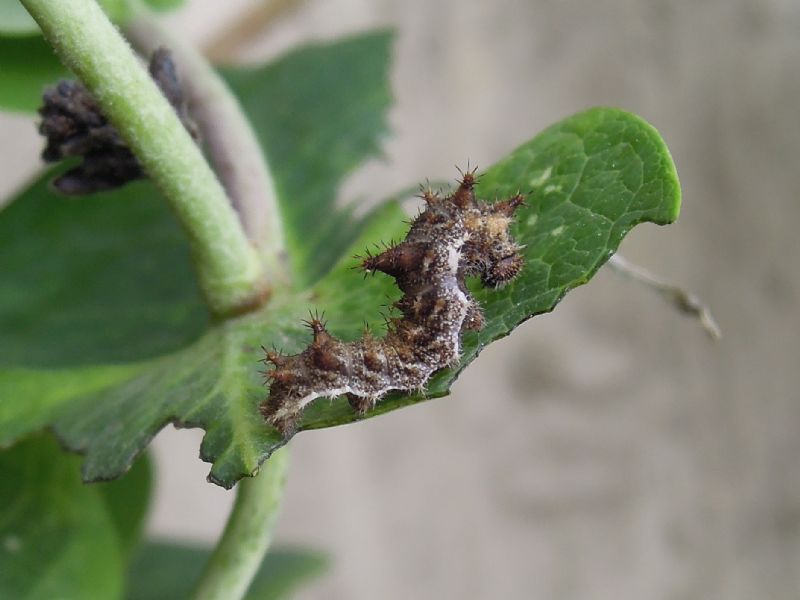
[191,447,290,600]
[21,0,267,317]
[125,5,288,283]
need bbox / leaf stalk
[191,447,290,600]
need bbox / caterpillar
[260,170,525,438]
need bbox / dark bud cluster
[260,171,525,438]
[38,47,198,195]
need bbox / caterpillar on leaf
[260,170,525,438]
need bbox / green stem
[21,0,266,317]
[191,448,290,600]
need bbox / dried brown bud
[38,48,198,195]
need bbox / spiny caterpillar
[260,170,525,437]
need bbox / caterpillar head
[454,173,525,288]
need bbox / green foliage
[0,32,400,487]
[141,0,185,11]
[0,32,680,488]
[0,36,67,113]
[0,175,207,367]
[0,436,319,599]
[298,107,682,426]
[97,451,154,559]
[126,542,328,600]
[0,435,151,599]
[0,0,184,113]
[222,31,393,285]
[0,106,680,491]
[0,35,679,492]
[0,15,682,599]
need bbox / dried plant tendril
[260,171,525,437]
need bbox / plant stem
[608,254,721,339]
[191,447,290,600]
[125,6,288,283]
[21,0,266,317]
[204,0,306,64]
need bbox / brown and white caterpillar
[260,170,525,437]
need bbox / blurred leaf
[0,106,679,488]
[143,0,186,10]
[97,453,154,558]
[0,3,42,37]
[0,36,67,113]
[224,30,393,285]
[0,1,185,112]
[0,174,208,367]
[0,435,125,600]
[125,541,328,600]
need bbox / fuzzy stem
[21,0,266,317]
[191,448,290,600]
[124,7,288,283]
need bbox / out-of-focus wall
[2,1,798,598]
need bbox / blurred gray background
[2,0,799,598]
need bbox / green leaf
[0,104,679,488]
[0,173,208,367]
[0,31,398,486]
[0,435,125,600]
[0,35,67,112]
[142,0,185,10]
[0,3,42,37]
[303,107,681,426]
[97,453,154,558]
[224,30,393,285]
[125,541,328,600]
[0,1,184,112]
[0,28,390,360]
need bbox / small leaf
[0,435,125,600]
[125,541,328,600]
